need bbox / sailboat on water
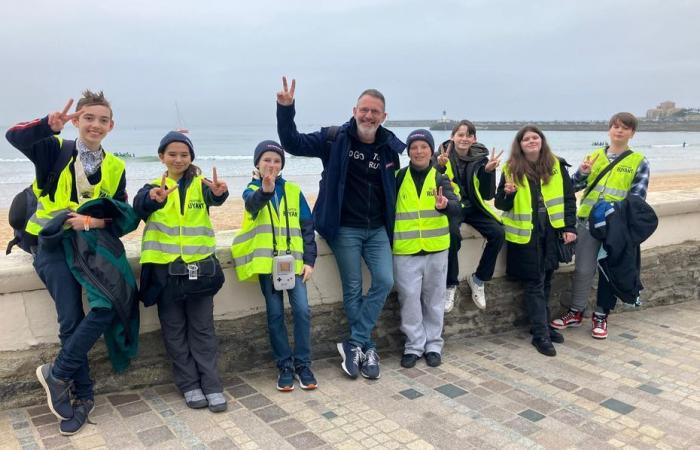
[175,101,189,134]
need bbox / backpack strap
[325,126,340,146]
[396,166,409,190]
[582,149,633,199]
[41,140,76,200]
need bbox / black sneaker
[400,354,419,369]
[277,366,295,392]
[425,352,442,368]
[35,363,73,420]
[360,348,381,379]
[337,341,364,379]
[549,328,565,344]
[59,399,94,436]
[532,336,556,357]
[295,366,318,390]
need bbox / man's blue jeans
[259,274,311,369]
[328,227,394,350]
[33,243,115,400]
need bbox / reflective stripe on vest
[577,148,645,219]
[140,176,217,264]
[501,162,566,244]
[445,160,501,222]
[393,167,450,255]
[25,137,125,236]
[231,181,305,282]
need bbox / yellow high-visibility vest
[140,175,216,264]
[578,148,645,219]
[231,182,304,281]
[393,167,450,255]
[501,162,566,244]
[444,159,501,222]
[26,137,125,236]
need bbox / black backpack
[6,141,75,254]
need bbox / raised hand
[276,76,296,106]
[149,174,178,203]
[302,264,314,283]
[484,147,504,173]
[504,173,517,195]
[202,167,228,197]
[435,186,448,210]
[261,166,277,193]
[579,153,600,174]
[47,98,84,133]
[437,142,451,167]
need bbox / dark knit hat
[158,131,195,160]
[254,140,286,169]
[406,129,435,154]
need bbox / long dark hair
[507,125,556,184]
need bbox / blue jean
[33,244,115,400]
[328,227,394,350]
[259,274,311,369]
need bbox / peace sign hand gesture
[579,153,600,174]
[434,186,448,210]
[202,167,228,197]
[437,143,451,168]
[484,147,504,173]
[149,174,178,203]
[47,98,84,133]
[276,76,296,106]
[504,174,517,195]
[261,166,278,193]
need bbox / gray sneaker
[184,389,208,409]
[360,348,381,379]
[205,392,228,413]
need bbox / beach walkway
[2,301,699,450]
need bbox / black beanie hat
[406,129,435,154]
[158,131,195,160]
[254,140,286,169]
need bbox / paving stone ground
[2,302,700,450]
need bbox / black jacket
[495,158,577,281]
[589,195,658,303]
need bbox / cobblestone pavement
[2,302,699,450]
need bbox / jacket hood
[625,195,658,245]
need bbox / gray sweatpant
[570,220,602,311]
[393,251,448,356]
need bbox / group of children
[7,91,648,436]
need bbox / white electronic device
[272,254,296,291]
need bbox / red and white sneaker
[591,314,608,339]
[550,310,583,330]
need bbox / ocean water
[0,124,698,207]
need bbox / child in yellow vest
[231,141,318,391]
[394,130,460,369]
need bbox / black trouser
[596,273,618,313]
[446,208,505,286]
[523,269,554,339]
[157,290,222,395]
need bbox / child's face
[159,142,192,178]
[520,131,542,161]
[71,104,114,149]
[608,120,635,146]
[451,125,476,155]
[257,151,283,176]
[409,141,432,170]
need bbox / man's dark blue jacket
[276,102,405,241]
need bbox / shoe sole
[59,404,95,436]
[550,321,582,330]
[336,342,358,379]
[360,370,381,380]
[35,365,71,421]
[294,374,318,390]
[531,342,557,357]
[591,334,608,340]
[276,385,295,392]
[208,403,228,413]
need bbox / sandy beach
[1,171,699,247]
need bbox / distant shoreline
[385,119,700,132]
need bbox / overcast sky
[1,0,698,127]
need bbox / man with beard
[276,77,405,380]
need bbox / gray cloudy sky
[1,0,698,127]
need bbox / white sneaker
[467,275,486,310]
[445,286,457,313]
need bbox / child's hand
[562,232,577,244]
[504,174,517,195]
[203,167,228,197]
[66,212,105,230]
[579,153,599,174]
[262,166,277,193]
[149,174,177,203]
[434,186,448,210]
[302,264,314,282]
[484,147,504,173]
[437,144,450,167]
[48,98,84,133]
[276,76,296,106]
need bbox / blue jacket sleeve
[276,102,327,158]
[202,182,229,207]
[132,184,166,220]
[242,180,274,218]
[299,191,317,266]
[6,116,64,185]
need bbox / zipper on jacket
[71,237,117,307]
